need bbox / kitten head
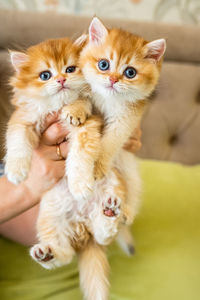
[79,17,166,102]
[10,38,85,104]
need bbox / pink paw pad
[103,197,121,217]
[34,246,54,262]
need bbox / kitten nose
[109,77,118,85]
[57,77,66,86]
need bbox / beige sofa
[0,9,200,164]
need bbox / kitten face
[80,18,166,102]
[10,38,85,102]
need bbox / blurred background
[0,0,200,25]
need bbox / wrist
[20,181,40,207]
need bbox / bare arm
[0,114,69,245]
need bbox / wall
[0,0,200,25]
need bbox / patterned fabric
[0,0,199,25]
[0,164,4,177]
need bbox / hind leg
[91,168,127,245]
[30,181,75,269]
[30,231,75,270]
[115,150,142,254]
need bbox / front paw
[5,158,31,184]
[61,106,88,126]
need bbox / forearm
[0,176,39,224]
[0,205,39,246]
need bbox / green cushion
[0,160,200,300]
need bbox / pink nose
[110,77,118,85]
[57,77,66,86]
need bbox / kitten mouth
[58,86,69,92]
[106,85,118,93]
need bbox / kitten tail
[78,239,109,300]
[117,225,135,256]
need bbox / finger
[132,127,142,140]
[37,141,69,161]
[41,122,69,145]
[53,160,66,180]
[124,140,142,153]
[42,112,60,132]
[59,141,69,159]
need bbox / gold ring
[56,144,64,160]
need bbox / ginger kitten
[5,37,127,300]
[79,17,166,253]
[6,38,93,191]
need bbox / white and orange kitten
[5,37,129,300]
[79,16,166,254]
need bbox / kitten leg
[30,240,75,270]
[67,116,102,201]
[90,168,127,246]
[116,149,141,224]
[115,149,142,255]
[5,112,39,184]
[94,110,140,181]
[30,179,75,269]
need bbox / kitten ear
[89,17,108,44]
[145,39,166,62]
[74,34,88,47]
[9,51,28,72]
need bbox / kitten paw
[103,196,121,217]
[5,158,30,184]
[61,106,88,126]
[30,244,74,269]
[30,244,54,268]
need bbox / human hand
[124,127,142,153]
[0,113,70,245]
[23,113,69,202]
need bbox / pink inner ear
[145,39,166,61]
[10,51,28,71]
[89,17,108,44]
[90,25,99,42]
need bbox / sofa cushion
[138,61,200,165]
[0,51,13,160]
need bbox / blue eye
[124,67,137,79]
[66,66,76,73]
[98,59,110,71]
[40,71,52,81]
